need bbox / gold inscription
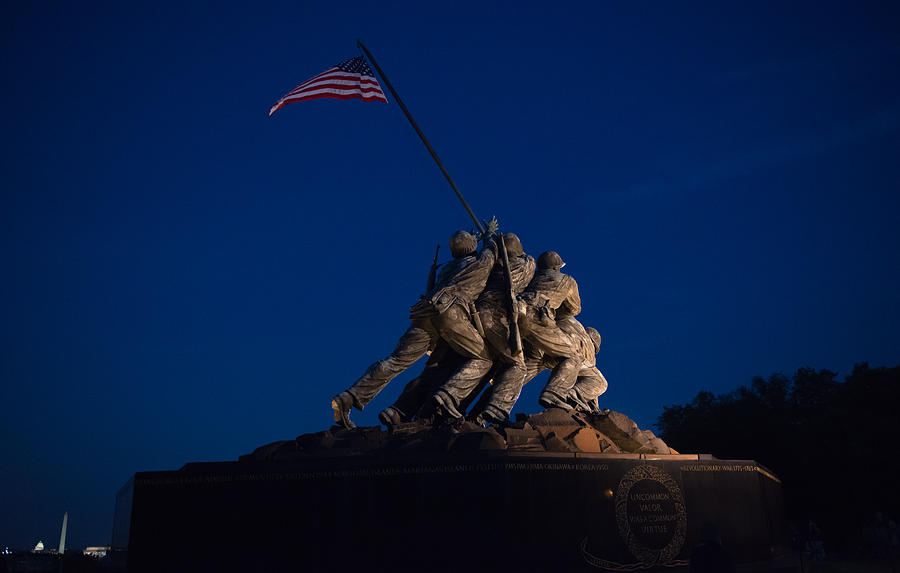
[615,465,688,565]
[679,464,782,483]
[629,514,680,524]
[680,464,755,472]
[641,525,668,534]
[630,493,669,501]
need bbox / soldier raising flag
[269,42,605,427]
[331,226,498,429]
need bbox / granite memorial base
[118,452,797,572]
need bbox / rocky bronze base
[244,408,677,461]
[119,411,796,572]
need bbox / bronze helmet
[537,251,564,270]
[502,233,524,257]
[449,231,477,258]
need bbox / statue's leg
[432,356,493,419]
[480,357,527,423]
[540,358,581,409]
[388,342,459,420]
[523,343,546,385]
[469,350,543,421]
[570,367,608,411]
[345,322,435,409]
[457,364,499,413]
[465,306,527,422]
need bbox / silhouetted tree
[657,363,900,554]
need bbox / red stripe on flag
[278,92,388,103]
[277,87,387,103]
[269,57,388,115]
[286,78,383,95]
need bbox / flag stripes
[269,56,387,116]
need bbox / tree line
[656,363,899,555]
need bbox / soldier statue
[377,339,497,428]
[431,233,536,424]
[516,250,585,409]
[529,316,608,412]
[458,250,582,421]
[331,225,498,429]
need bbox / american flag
[268,56,387,116]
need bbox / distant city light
[84,546,110,558]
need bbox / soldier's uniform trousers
[435,301,526,420]
[467,306,578,418]
[519,345,608,412]
[347,303,485,409]
[544,358,608,409]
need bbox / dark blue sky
[2,0,898,551]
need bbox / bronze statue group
[331,222,608,430]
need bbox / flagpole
[356,39,523,356]
[357,39,484,235]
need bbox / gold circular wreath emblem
[614,464,687,567]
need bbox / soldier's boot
[566,391,593,413]
[538,390,573,411]
[575,391,608,415]
[378,406,404,431]
[414,400,437,424]
[473,404,506,427]
[432,390,464,422]
[331,391,356,430]
[587,398,609,415]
